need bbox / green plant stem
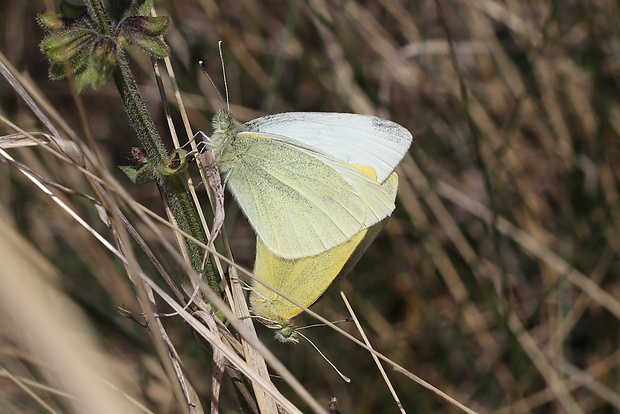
[85,0,111,36]
[111,42,217,292]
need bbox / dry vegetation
[1,0,619,413]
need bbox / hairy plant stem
[112,52,217,291]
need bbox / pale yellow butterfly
[204,110,412,260]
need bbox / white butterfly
[203,110,412,260]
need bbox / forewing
[245,112,412,183]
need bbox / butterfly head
[209,109,246,156]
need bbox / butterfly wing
[251,228,368,324]
[223,131,395,259]
[245,112,412,183]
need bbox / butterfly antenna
[218,41,230,112]
[199,60,225,108]
[296,331,351,383]
[296,318,353,331]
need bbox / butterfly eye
[218,114,231,131]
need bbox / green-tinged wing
[223,131,395,259]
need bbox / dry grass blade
[340,291,407,414]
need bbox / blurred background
[1,0,619,413]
